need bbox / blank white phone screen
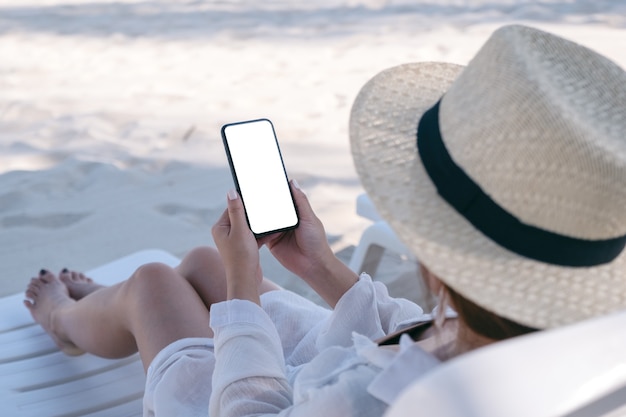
[223,119,298,235]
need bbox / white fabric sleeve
[316,273,426,350]
[209,299,292,417]
[209,298,390,417]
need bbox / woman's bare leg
[25,263,213,371]
[59,246,282,308]
[25,246,283,370]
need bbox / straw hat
[349,24,626,329]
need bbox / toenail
[62,268,68,273]
[40,269,47,276]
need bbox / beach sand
[1,0,625,306]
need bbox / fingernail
[227,189,238,200]
[39,269,47,276]
[291,179,301,190]
[61,268,68,273]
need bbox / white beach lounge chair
[0,249,181,417]
[384,309,626,417]
[348,193,417,275]
[4,248,626,417]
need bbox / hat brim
[349,62,626,329]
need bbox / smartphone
[221,118,299,237]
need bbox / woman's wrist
[227,284,261,305]
[225,270,261,305]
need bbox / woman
[25,24,626,416]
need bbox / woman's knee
[177,246,225,282]
[186,245,217,258]
[123,262,182,297]
[181,246,223,269]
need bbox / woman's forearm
[300,255,359,308]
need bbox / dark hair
[445,285,538,340]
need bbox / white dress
[143,274,439,417]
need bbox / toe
[28,278,42,292]
[24,282,39,308]
[59,270,72,284]
[40,270,56,284]
[25,287,38,299]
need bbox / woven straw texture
[350,25,626,329]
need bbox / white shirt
[208,274,439,417]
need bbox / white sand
[1,0,625,301]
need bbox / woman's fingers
[212,190,249,239]
[212,206,232,241]
[289,179,313,219]
[225,189,249,235]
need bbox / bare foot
[59,269,104,300]
[24,270,85,356]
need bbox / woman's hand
[260,181,358,307]
[259,181,332,280]
[212,190,262,305]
